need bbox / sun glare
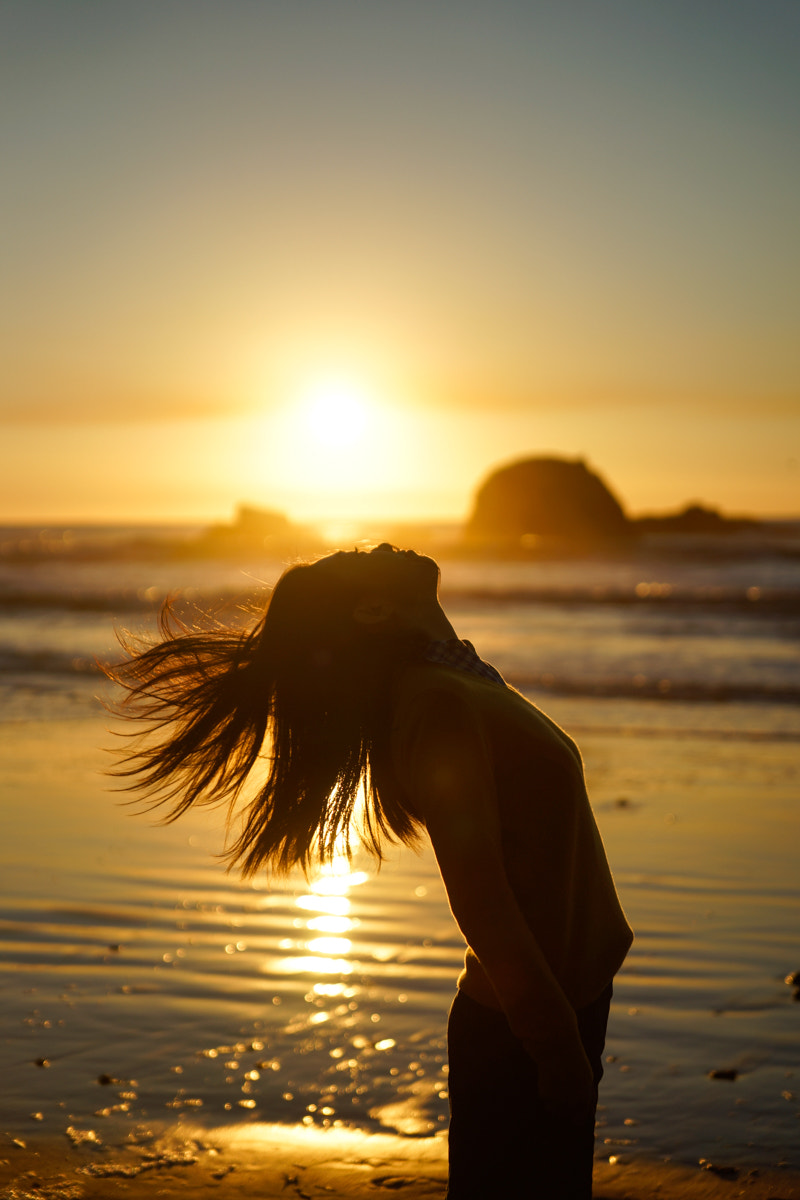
[303,377,369,449]
[244,364,430,524]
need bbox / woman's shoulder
[390,660,481,728]
[390,660,526,749]
[395,663,582,765]
[394,659,486,708]
[389,663,496,797]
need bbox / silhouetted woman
[107,543,632,1200]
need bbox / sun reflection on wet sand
[272,855,370,982]
[202,1119,449,1188]
[273,955,354,976]
[306,936,352,956]
[306,915,354,934]
[308,869,371,895]
[311,982,354,998]
[295,894,350,915]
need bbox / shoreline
[2,1124,799,1200]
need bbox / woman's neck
[401,599,458,643]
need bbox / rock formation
[194,505,322,557]
[632,503,756,535]
[466,456,630,549]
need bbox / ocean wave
[0,588,174,614]
[441,584,800,615]
[1,581,798,616]
[1,641,797,709]
[0,646,102,675]
[505,670,800,706]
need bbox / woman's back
[390,661,633,1011]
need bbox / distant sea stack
[465,456,631,551]
[193,505,323,557]
[632,502,756,535]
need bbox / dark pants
[446,984,612,1200]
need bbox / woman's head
[235,543,442,872]
[255,543,439,687]
[285,543,440,624]
[107,543,438,878]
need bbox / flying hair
[104,558,427,877]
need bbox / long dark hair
[105,555,427,876]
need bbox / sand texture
[2,1125,799,1200]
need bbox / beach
[3,1125,800,1199]
[1,541,799,1194]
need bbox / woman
[108,543,633,1199]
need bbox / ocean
[1,529,799,1174]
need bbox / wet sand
[3,713,800,1185]
[2,1125,800,1200]
[3,578,800,1189]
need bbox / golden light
[271,850,369,980]
[245,367,426,525]
[295,894,351,915]
[312,982,355,997]
[309,870,370,895]
[306,936,352,956]
[306,915,354,934]
[274,955,353,976]
[307,849,370,896]
[303,376,369,449]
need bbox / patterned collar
[424,638,506,686]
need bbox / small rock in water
[708,1068,739,1081]
[65,1126,102,1148]
[141,1146,198,1168]
[212,1165,236,1180]
[79,1160,144,1178]
[282,1174,311,1200]
[699,1159,739,1180]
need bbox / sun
[245,365,423,525]
[302,376,369,448]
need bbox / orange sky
[2,2,798,524]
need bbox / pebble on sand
[700,1159,740,1180]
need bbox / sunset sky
[2,1,798,526]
